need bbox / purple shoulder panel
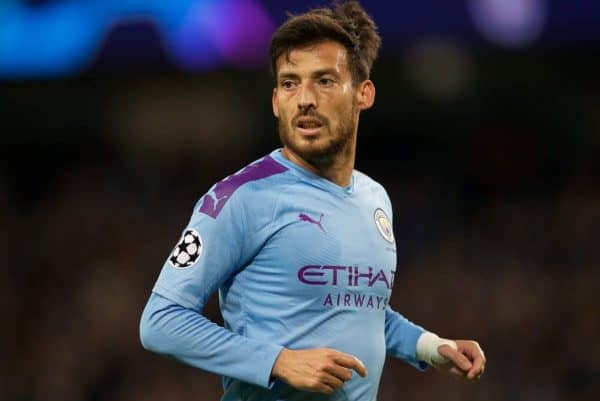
[198,155,288,218]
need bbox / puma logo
[298,213,325,233]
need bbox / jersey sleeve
[140,292,282,388]
[381,186,428,370]
[384,306,428,371]
[143,186,283,388]
[152,188,251,310]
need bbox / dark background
[1,1,599,400]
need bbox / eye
[319,77,334,87]
[281,80,296,90]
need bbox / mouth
[295,118,324,136]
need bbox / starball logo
[297,265,395,310]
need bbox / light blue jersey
[140,149,427,401]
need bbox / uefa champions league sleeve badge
[168,229,203,268]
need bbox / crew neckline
[270,148,355,196]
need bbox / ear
[272,87,280,118]
[356,80,375,111]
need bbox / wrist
[271,348,290,380]
[416,332,456,365]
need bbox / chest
[249,189,397,303]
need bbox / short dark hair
[269,1,381,85]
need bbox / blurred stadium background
[1,1,599,400]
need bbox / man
[140,2,486,400]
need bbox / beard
[278,103,357,169]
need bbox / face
[272,40,374,167]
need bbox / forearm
[139,292,283,387]
[384,306,427,370]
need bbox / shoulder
[196,153,293,220]
[354,169,388,196]
[353,169,394,211]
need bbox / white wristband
[416,332,457,365]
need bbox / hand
[271,348,368,394]
[434,340,486,381]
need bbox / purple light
[202,0,275,68]
[166,1,222,71]
[167,0,274,71]
[469,0,547,48]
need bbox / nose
[298,82,317,110]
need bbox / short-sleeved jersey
[151,149,425,401]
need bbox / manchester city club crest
[374,208,394,243]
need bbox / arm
[382,191,485,380]
[384,190,486,380]
[140,292,282,387]
[140,184,283,388]
[384,306,428,370]
[384,306,486,380]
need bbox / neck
[282,139,356,187]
